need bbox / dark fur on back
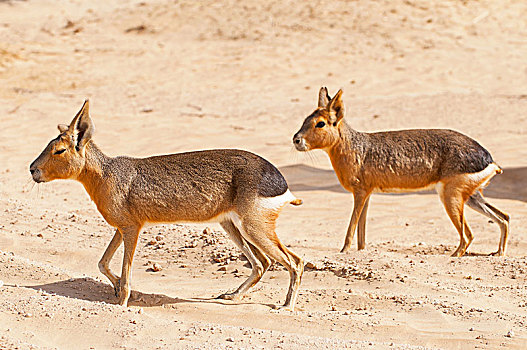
[257,158,288,197]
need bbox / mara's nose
[29,162,36,174]
[293,133,301,144]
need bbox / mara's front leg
[117,226,141,306]
[356,196,370,250]
[341,191,371,253]
[98,228,123,297]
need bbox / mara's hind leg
[98,228,123,297]
[218,220,271,301]
[438,182,473,257]
[466,191,510,256]
[239,216,303,311]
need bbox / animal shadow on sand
[26,278,275,309]
[281,164,527,201]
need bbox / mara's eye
[315,121,326,128]
[54,149,66,155]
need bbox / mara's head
[293,87,345,152]
[29,100,94,183]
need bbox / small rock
[331,306,337,311]
[469,327,474,331]
[203,227,212,235]
[37,233,44,238]
[155,235,163,241]
[218,266,227,272]
[226,337,234,342]
[506,330,514,338]
[305,261,318,269]
[152,263,162,272]
[147,240,156,246]
[24,313,32,318]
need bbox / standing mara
[30,100,304,310]
[293,87,509,257]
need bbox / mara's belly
[373,182,439,194]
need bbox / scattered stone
[138,308,144,314]
[155,235,163,241]
[305,261,318,269]
[218,266,227,272]
[147,240,156,246]
[203,227,212,235]
[152,263,162,272]
[36,233,43,238]
[226,337,234,342]
[506,330,514,338]
[24,313,32,318]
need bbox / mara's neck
[327,121,366,159]
[76,141,111,202]
[325,122,367,190]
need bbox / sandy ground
[1,0,527,348]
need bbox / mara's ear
[57,124,69,133]
[318,87,331,108]
[327,89,344,124]
[68,99,94,153]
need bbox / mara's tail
[290,198,303,206]
[494,163,503,175]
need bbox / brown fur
[293,87,510,257]
[30,100,304,310]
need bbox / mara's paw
[271,304,295,312]
[216,292,241,301]
[489,250,505,257]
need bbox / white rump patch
[467,163,500,188]
[258,189,297,210]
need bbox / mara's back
[361,128,493,186]
[120,149,288,222]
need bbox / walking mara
[293,87,509,257]
[30,100,304,310]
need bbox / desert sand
[1,0,527,349]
